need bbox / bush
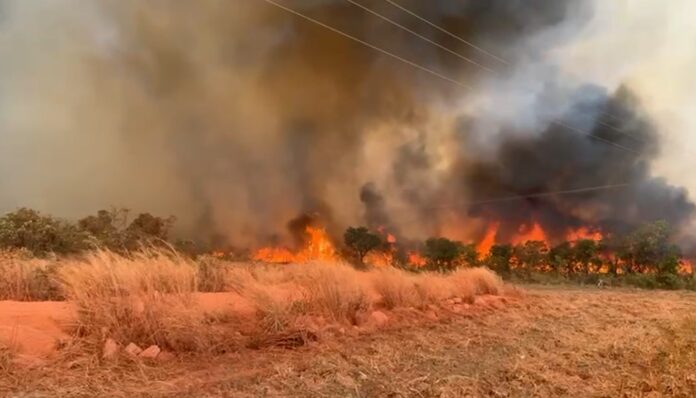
[423,237,468,272]
[655,273,685,290]
[0,208,89,256]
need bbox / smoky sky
[0,0,692,248]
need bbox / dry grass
[58,250,223,352]
[4,287,696,397]
[0,343,12,373]
[294,262,370,324]
[371,266,504,309]
[0,249,62,301]
[2,250,507,361]
[371,267,420,309]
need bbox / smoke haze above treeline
[0,0,694,249]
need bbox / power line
[262,0,470,89]
[383,0,509,66]
[377,1,643,151]
[551,121,641,155]
[264,0,641,157]
[422,183,633,210]
[345,0,496,74]
[358,1,641,156]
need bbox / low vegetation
[1,249,504,358]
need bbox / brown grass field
[1,253,696,397]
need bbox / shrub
[371,267,418,309]
[295,262,370,324]
[0,208,89,256]
[656,273,685,290]
[451,267,503,296]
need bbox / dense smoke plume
[0,0,693,249]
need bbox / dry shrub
[370,267,503,309]
[412,273,457,308]
[196,255,231,292]
[292,262,370,324]
[0,249,63,301]
[451,267,504,296]
[371,267,419,309]
[58,250,219,352]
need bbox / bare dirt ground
[2,286,696,397]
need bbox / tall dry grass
[58,250,222,352]
[370,266,503,309]
[0,249,62,301]
[3,249,506,355]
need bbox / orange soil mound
[0,300,74,361]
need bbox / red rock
[139,345,161,359]
[124,343,143,356]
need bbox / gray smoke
[0,0,692,249]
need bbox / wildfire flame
[566,226,603,242]
[252,225,337,263]
[408,251,427,267]
[476,222,499,258]
[512,222,548,245]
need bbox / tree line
[0,208,689,286]
[0,208,175,256]
[344,221,688,279]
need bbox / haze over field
[0,0,694,249]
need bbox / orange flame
[511,222,548,245]
[365,251,394,267]
[252,226,337,263]
[407,251,427,268]
[476,222,499,257]
[566,227,602,242]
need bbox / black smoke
[450,85,694,244]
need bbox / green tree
[124,213,176,250]
[572,239,603,274]
[514,241,548,274]
[423,237,464,272]
[548,241,572,275]
[617,220,681,275]
[488,244,513,276]
[77,208,129,251]
[343,227,382,264]
[0,208,88,256]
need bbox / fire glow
[252,226,338,263]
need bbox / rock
[453,297,463,304]
[139,345,161,359]
[124,343,143,356]
[102,338,119,360]
[424,310,438,321]
[369,311,389,327]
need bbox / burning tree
[343,227,382,265]
[422,237,476,272]
[616,220,681,275]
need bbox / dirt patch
[0,300,74,363]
